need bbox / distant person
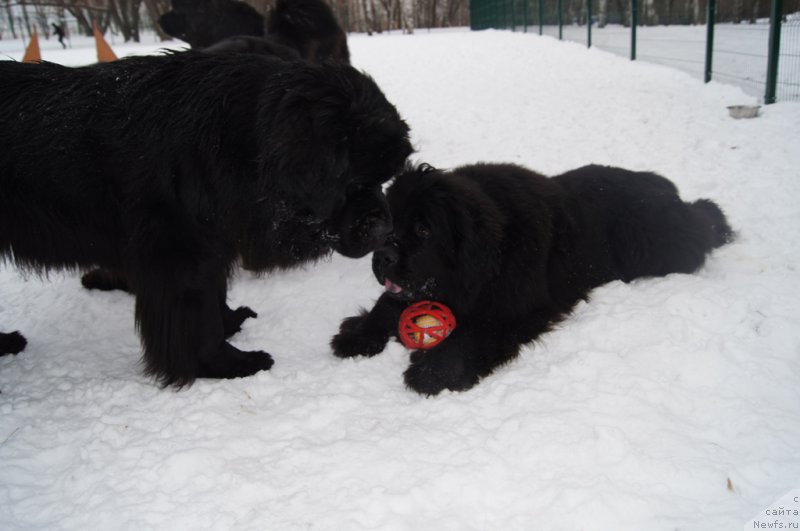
[51,22,66,49]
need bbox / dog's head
[372,165,505,310]
[243,63,412,268]
[267,0,351,64]
[159,0,265,48]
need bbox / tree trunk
[402,0,414,32]
[613,0,628,26]
[749,0,759,23]
[4,0,18,38]
[733,0,743,22]
[21,0,33,38]
[597,0,607,27]
[379,0,394,31]
[361,0,373,33]
[66,6,92,36]
[444,0,463,26]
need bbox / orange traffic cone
[93,22,118,63]
[22,28,41,63]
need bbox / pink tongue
[384,279,403,294]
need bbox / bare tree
[107,0,142,41]
[4,0,19,37]
[447,0,467,26]
[401,0,414,32]
[3,0,468,43]
[361,0,376,33]
[377,0,395,31]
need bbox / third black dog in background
[158,0,265,48]
[158,0,350,64]
[332,163,733,396]
[266,0,350,64]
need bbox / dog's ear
[348,113,412,184]
[257,65,411,222]
[427,176,505,282]
[456,183,505,282]
[158,12,187,36]
[256,73,351,221]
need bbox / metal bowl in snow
[727,105,760,119]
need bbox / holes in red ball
[398,301,457,350]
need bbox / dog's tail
[690,199,734,248]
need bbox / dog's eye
[414,222,431,239]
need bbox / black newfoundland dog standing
[0,52,412,386]
[332,163,732,395]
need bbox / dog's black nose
[373,245,398,270]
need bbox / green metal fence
[470,0,800,103]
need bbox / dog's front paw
[198,343,274,380]
[222,305,258,337]
[0,331,27,355]
[403,350,479,396]
[331,314,389,358]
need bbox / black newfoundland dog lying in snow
[0,52,412,386]
[332,163,732,395]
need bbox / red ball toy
[398,301,457,350]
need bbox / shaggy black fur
[159,0,350,64]
[332,163,733,395]
[203,35,302,61]
[83,0,350,295]
[0,52,412,386]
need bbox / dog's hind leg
[611,198,732,281]
[0,331,26,355]
[135,261,273,386]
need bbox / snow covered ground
[1,29,799,530]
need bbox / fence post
[630,0,637,60]
[558,0,563,39]
[765,0,783,103]
[705,0,716,82]
[587,0,592,48]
